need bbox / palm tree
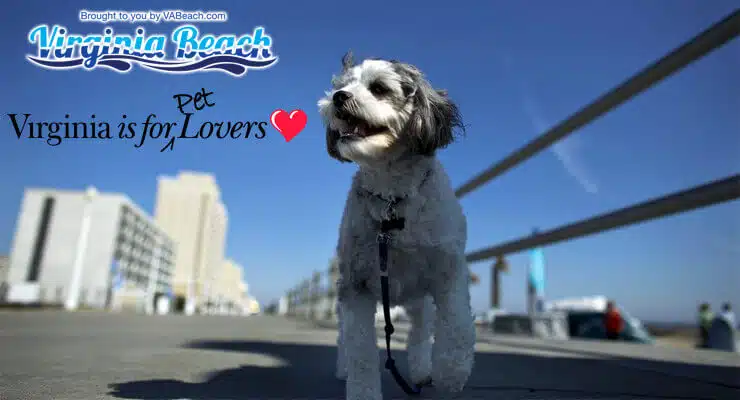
[491,256,509,309]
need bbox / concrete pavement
[0,311,738,399]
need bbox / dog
[318,51,475,400]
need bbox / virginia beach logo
[25,24,278,77]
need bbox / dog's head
[318,51,463,164]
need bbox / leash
[377,202,423,396]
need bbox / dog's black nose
[333,90,352,107]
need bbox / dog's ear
[341,50,354,73]
[326,127,351,162]
[393,63,464,155]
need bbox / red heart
[270,109,307,142]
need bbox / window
[27,196,55,282]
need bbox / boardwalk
[0,311,738,400]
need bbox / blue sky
[0,0,738,323]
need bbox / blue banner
[529,248,545,296]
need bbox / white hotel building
[4,188,175,312]
[154,171,227,314]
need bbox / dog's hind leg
[335,299,347,380]
[342,292,382,400]
[405,295,435,386]
[431,254,475,393]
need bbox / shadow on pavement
[475,335,740,391]
[107,340,740,400]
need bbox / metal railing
[278,10,740,319]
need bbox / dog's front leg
[335,299,347,380]
[342,291,382,400]
[431,254,475,393]
[405,295,434,386]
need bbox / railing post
[322,270,331,320]
[305,280,311,319]
[284,290,290,316]
[310,271,321,320]
[292,288,299,316]
[287,288,296,316]
[327,257,340,320]
[491,261,499,310]
[294,287,300,316]
[301,279,311,318]
[296,283,303,317]
[293,287,298,316]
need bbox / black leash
[377,213,423,396]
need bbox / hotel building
[154,171,228,314]
[215,258,251,315]
[4,188,175,311]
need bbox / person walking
[719,303,736,329]
[708,303,737,352]
[697,303,713,348]
[604,300,624,341]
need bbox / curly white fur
[319,53,475,400]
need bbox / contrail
[503,54,600,194]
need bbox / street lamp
[185,272,197,316]
[64,186,97,311]
[145,233,161,315]
[491,255,509,310]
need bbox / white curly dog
[318,51,475,400]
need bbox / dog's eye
[401,82,415,98]
[369,82,389,96]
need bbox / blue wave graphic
[26,54,278,76]
[26,57,83,68]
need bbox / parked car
[566,310,654,344]
[473,308,510,328]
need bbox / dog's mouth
[336,111,388,139]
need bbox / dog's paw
[345,381,382,400]
[409,362,432,386]
[431,351,473,393]
[335,359,347,381]
[414,376,433,387]
[336,350,347,380]
[431,365,472,392]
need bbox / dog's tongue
[354,124,369,137]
